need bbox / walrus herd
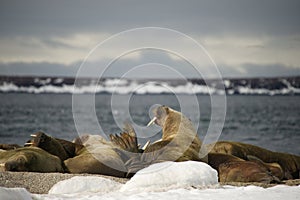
[0,105,299,184]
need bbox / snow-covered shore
[1,161,300,200]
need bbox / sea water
[0,93,299,155]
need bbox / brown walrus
[64,134,127,177]
[144,105,206,162]
[0,147,63,172]
[112,105,206,176]
[210,141,300,179]
[246,155,284,181]
[208,153,281,183]
[0,144,22,150]
[26,131,84,161]
[24,131,128,177]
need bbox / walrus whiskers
[147,117,157,127]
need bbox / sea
[0,76,299,155]
[1,76,300,200]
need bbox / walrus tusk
[25,142,33,145]
[142,140,150,150]
[147,117,157,127]
[0,163,5,167]
[30,134,37,137]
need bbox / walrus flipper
[110,123,139,153]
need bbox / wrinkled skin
[0,147,63,172]
[26,131,84,161]
[208,153,281,183]
[111,106,206,176]
[210,141,300,180]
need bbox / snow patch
[48,176,122,195]
[121,161,218,192]
[0,187,32,200]
[33,185,300,200]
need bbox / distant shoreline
[1,74,300,82]
[0,75,299,95]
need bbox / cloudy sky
[0,0,299,78]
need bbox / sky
[0,0,299,78]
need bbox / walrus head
[3,154,28,171]
[145,105,206,164]
[25,131,69,161]
[147,105,197,141]
[147,105,170,127]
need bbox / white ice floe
[34,184,300,200]
[3,161,300,200]
[48,176,122,195]
[121,161,218,192]
[0,187,32,200]
[1,78,299,95]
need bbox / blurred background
[0,0,299,154]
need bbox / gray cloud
[0,0,300,78]
[1,0,299,37]
[0,61,80,77]
[1,52,299,79]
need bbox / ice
[224,79,231,88]
[49,176,122,195]
[121,161,218,192]
[1,78,299,95]
[3,160,299,200]
[0,187,32,200]
[34,184,300,200]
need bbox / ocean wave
[0,77,299,95]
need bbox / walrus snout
[25,131,47,147]
[4,155,27,171]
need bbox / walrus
[208,153,281,183]
[246,155,284,181]
[26,131,84,161]
[210,141,300,179]
[0,147,63,172]
[112,105,206,176]
[23,131,127,177]
[0,144,21,150]
[64,134,127,177]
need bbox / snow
[49,176,122,195]
[1,161,300,200]
[121,161,218,192]
[34,185,300,200]
[1,78,299,95]
[0,187,32,200]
